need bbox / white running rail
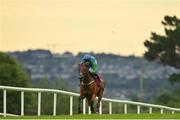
[0,85,180,117]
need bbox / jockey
[80,54,101,86]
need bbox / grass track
[1,114,180,119]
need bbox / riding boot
[95,75,100,87]
[96,74,101,83]
[96,74,101,87]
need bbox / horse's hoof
[96,108,99,113]
[96,109,99,113]
[91,110,96,114]
[91,111,96,114]
[78,108,82,114]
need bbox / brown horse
[78,62,104,113]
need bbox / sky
[0,0,180,56]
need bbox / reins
[82,80,94,86]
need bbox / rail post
[37,92,41,116]
[53,93,57,116]
[149,107,152,114]
[109,102,112,115]
[160,108,164,114]
[21,91,24,116]
[83,99,86,114]
[99,101,102,115]
[88,107,91,114]
[137,105,140,114]
[124,104,127,114]
[70,96,73,115]
[3,90,7,117]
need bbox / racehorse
[78,62,104,113]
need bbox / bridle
[79,63,94,86]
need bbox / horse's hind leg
[78,96,85,114]
[96,97,101,113]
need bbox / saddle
[92,74,102,87]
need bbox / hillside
[8,50,179,101]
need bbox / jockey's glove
[89,68,94,73]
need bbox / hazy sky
[0,0,180,56]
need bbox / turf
[1,114,180,119]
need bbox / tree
[153,90,180,108]
[0,52,33,114]
[0,52,31,86]
[144,15,180,84]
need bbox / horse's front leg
[89,94,96,113]
[78,96,85,114]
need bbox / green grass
[1,114,180,119]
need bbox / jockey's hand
[89,68,94,73]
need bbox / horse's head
[78,62,90,82]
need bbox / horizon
[1,0,180,56]
[6,48,140,57]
